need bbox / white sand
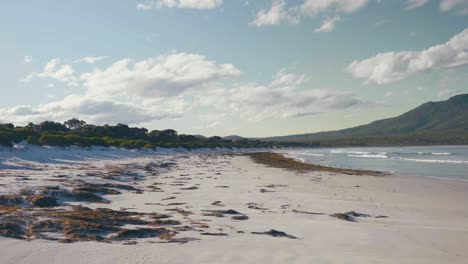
[1,154,468,264]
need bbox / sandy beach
[1,152,468,264]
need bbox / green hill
[262,93,468,146]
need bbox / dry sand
[1,154,468,264]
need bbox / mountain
[222,135,245,142]
[262,93,468,144]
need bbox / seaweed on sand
[249,152,383,176]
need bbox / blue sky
[0,0,467,136]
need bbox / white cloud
[440,0,468,13]
[347,28,468,84]
[23,56,33,64]
[406,0,468,14]
[405,0,429,10]
[300,0,368,16]
[21,58,77,85]
[250,0,298,27]
[197,70,365,121]
[0,95,183,125]
[14,53,366,126]
[74,56,109,64]
[81,52,241,98]
[137,0,223,10]
[251,0,368,29]
[315,16,341,33]
[13,52,240,125]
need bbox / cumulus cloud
[14,53,366,125]
[0,95,183,125]
[315,16,341,33]
[196,70,365,121]
[74,56,109,64]
[13,52,240,125]
[81,53,241,97]
[347,28,468,84]
[249,0,298,27]
[251,0,368,29]
[22,58,77,85]
[137,0,223,10]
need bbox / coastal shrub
[103,137,125,147]
[27,135,40,145]
[144,143,156,150]
[39,134,69,147]
[87,137,109,147]
[11,128,39,142]
[39,121,69,132]
[120,140,149,150]
[0,131,14,147]
[72,141,88,148]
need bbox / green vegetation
[0,119,297,149]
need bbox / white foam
[348,154,388,159]
[399,158,468,164]
[296,153,325,157]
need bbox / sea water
[277,146,468,181]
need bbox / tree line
[0,118,304,149]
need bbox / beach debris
[231,215,249,220]
[260,184,288,188]
[330,211,378,222]
[247,204,268,211]
[113,228,176,240]
[211,201,224,206]
[72,186,121,195]
[0,195,24,206]
[249,152,383,176]
[154,237,201,244]
[346,211,371,217]
[292,210,325,215]
[251,229,297,239]
[331,213,356,222]
[180,186,198,190]
[152,219,182,226]
[29,195,59,208]
[166,202,186,206]
[375,215,389,218]
[165,208,193,216]
[122,241,138,245]
[200,232,228,236]
[0,221,25,240]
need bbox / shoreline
[263,151,468,183]
[248,152,384,176]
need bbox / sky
[0,0,467,137]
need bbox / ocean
[276,146,468,181]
